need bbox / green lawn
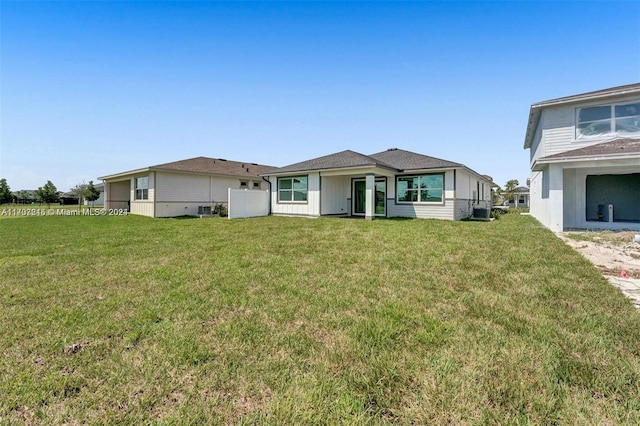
[1,214,639,424]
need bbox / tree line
[0,178,101,207]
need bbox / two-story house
[524,83,640,232]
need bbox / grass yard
[1,214,639,424]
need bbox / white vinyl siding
[130,173,155,217]
[320,175,350,215]
[270,173,320,216]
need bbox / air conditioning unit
[473,207,490,219]
[198,206,212,215]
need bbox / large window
[278,176,307,202]
[135,176,148,200]
[397,174,443,203]
[577,102,640,139]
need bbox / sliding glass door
[353,179,386,216]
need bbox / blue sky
[1,1,639,192]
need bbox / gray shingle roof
[263,148,467,175]
[531,83,640,108]
[100,157,275,180]
[369,148,463,170]
[261,150,397,174]
[539,138,640,161]
[152,156,274,178]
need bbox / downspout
[262,176,272,215]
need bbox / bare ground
[558,231,640,309]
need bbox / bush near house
[1,214,639,424]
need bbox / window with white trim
[278,176,308,202]
[135,176,148,200]
[576,102,640,139]
[396,174,443,203]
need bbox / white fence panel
[228,188,270,219]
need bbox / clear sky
[1,1,639,192]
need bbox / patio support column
[548,164,564,232]
[365,173,375,220]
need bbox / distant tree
[492,185,503,205]
[0,179,12,204]
[70,182,90,210]
[85,181,101,207]
[503,179,519,206]
[36,180,59,207]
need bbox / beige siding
[105,180,130,210]
[130,172,155,217]
[155,172,241,203]
[153,171,250,217]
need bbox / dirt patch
[558,231,640,308]
[558,231,640,277]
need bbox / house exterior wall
[320,175,350,215]
[270,172,321,217]
[531,92,640,167]
[130,172,155,217]
[566,165,640,231]
[529,170,548,227]
[268,168,491,221]
[105,180,130,210]
[153,171,247,217]
[386,169,484,220]
[106,171,265,218]
[529,91,640,231]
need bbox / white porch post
[365,173,375,220]
[548,164,564,232]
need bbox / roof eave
[523,107,542,149]
[151,166,265,179]
[98,167,150,181]
[533,152,640,170]
[261,163,398,177]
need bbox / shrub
[213,203,228,217]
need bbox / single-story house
[512,186,530,208]
[524,83,640,231]
[99,157,274,218]
[261,148,492,220]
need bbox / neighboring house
[524,83,640,231]
[261,148,492,220]
[84,183,105,207]
[99,157,274,218]
[59,191,79,205]
[512,186,530,208]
